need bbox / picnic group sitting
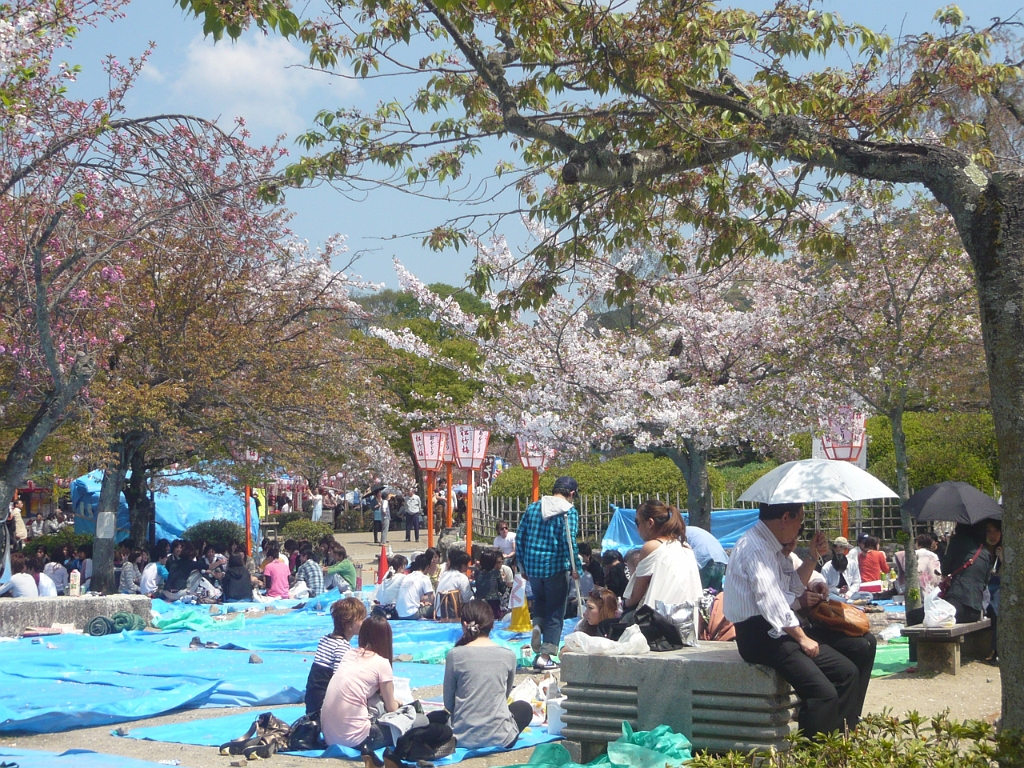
[299,596,531,768]
[115,534,359,604]
[0,543,93,597]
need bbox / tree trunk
[125,446,150,546]
[93,432,146,594]
[662,440,712,531]
[0,353,97,514]
[955,174,1024,737]
[889,404,922,613]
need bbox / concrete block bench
[560,641,798,758]
[0,595,151,637]
[900,619,992,675]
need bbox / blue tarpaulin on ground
[601,506,757,554]
[120,706,562,762]
[72,469,257,544]
[0,748,191,768]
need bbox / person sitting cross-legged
[443,599,534,751]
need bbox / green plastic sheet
[508,723,691,768]
[150,609,246,633]
[872,636,911,677]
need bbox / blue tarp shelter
[601,505,758,555]
[72,470,257,544]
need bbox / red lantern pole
[532,469,540,503]
[466,470,475,552]
[445,464,453,527]
[426,470,435,548]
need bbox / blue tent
[72,471,257,544]
[601,505,758,556]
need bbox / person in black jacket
[601,550,628,598]
[222,553,258,602]
[942,521,994,624]
[164,542,200,595]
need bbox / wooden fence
[475,492,926,547]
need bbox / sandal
[219,718,261,755]
[361,740,385,768]
[243,740,278,760]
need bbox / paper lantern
[411,429,448,472]
[450,425,490,470]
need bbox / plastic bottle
[69,569,81,597]
[355,563,363,592]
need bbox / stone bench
[900,619,992,675]
[560,641,798,759]
[0,595,151,637]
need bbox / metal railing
[475,492,921,546]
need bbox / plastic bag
[655,601,699,647]
[562,624,650,656]
[923,587,956,628]
[504,722,691,768]
[878,623,904,642]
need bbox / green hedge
[280,520,335,543]
[866,412,999,493]
[27,529,93,556]
[182,520,246,551]
[489,453,726,503]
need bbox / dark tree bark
[0,353,97,516]
[92,431,147,594]
[659,442,712,531]
[125,446,151,547]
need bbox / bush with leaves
[280,520,335,544]
[334,509,368,533]
[182,519,246,552]
[688,712,1019,768]
[866,413,999,494]
[28,529,93,558]
[488,454,725,504]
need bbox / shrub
[271,512,304,528]
[689,712,1017,768]
[715,461,778,500]
[867,412,999,494]
[280,519,335,543]
[334,509,368,533]
[182,519,246,551]
[488,453,726,504]
[28,529,93,557]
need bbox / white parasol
[738,458,899,504]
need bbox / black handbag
[288,714,325,751]
[607,605,684,652]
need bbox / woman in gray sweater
[443,600,534,750]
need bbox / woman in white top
[623,499,702,610]
[395,552,435,619]
[820,536,862,595]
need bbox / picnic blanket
[118,706,562,762]
[0,748,189,768]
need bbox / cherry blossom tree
[377,227,826,530]
[779,185,986,613]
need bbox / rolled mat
[87,616,117,636]
[112,612,146,632]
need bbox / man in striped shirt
[724,502,876,738]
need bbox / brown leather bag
[809,599,870,637]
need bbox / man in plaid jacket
[516,476,582,670]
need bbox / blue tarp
[120,706,562,762]
[72,470,257,544]
[601,506,758,554]
[0,748,192,768]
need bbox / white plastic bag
[923,587,956,628]
[562,624,650,656]
[656,600,699,647]
[878,623,904,642]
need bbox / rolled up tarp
[112,612,146,632]
[87,616,117,636]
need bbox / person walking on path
[515,475,582,671]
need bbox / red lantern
[451,425,490,471]
[517,437,554,503]
[820,407,866,462]
[411,430,448,472]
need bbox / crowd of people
[4,498,73,551]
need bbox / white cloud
[171,34,352,137]
[141,62,165,83]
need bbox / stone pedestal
[0,595,151,637]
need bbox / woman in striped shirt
[305,597,367,719]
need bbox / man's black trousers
[733,615,876,738]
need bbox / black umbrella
[902,481,1002,525]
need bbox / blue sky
[65,0,1020,290]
